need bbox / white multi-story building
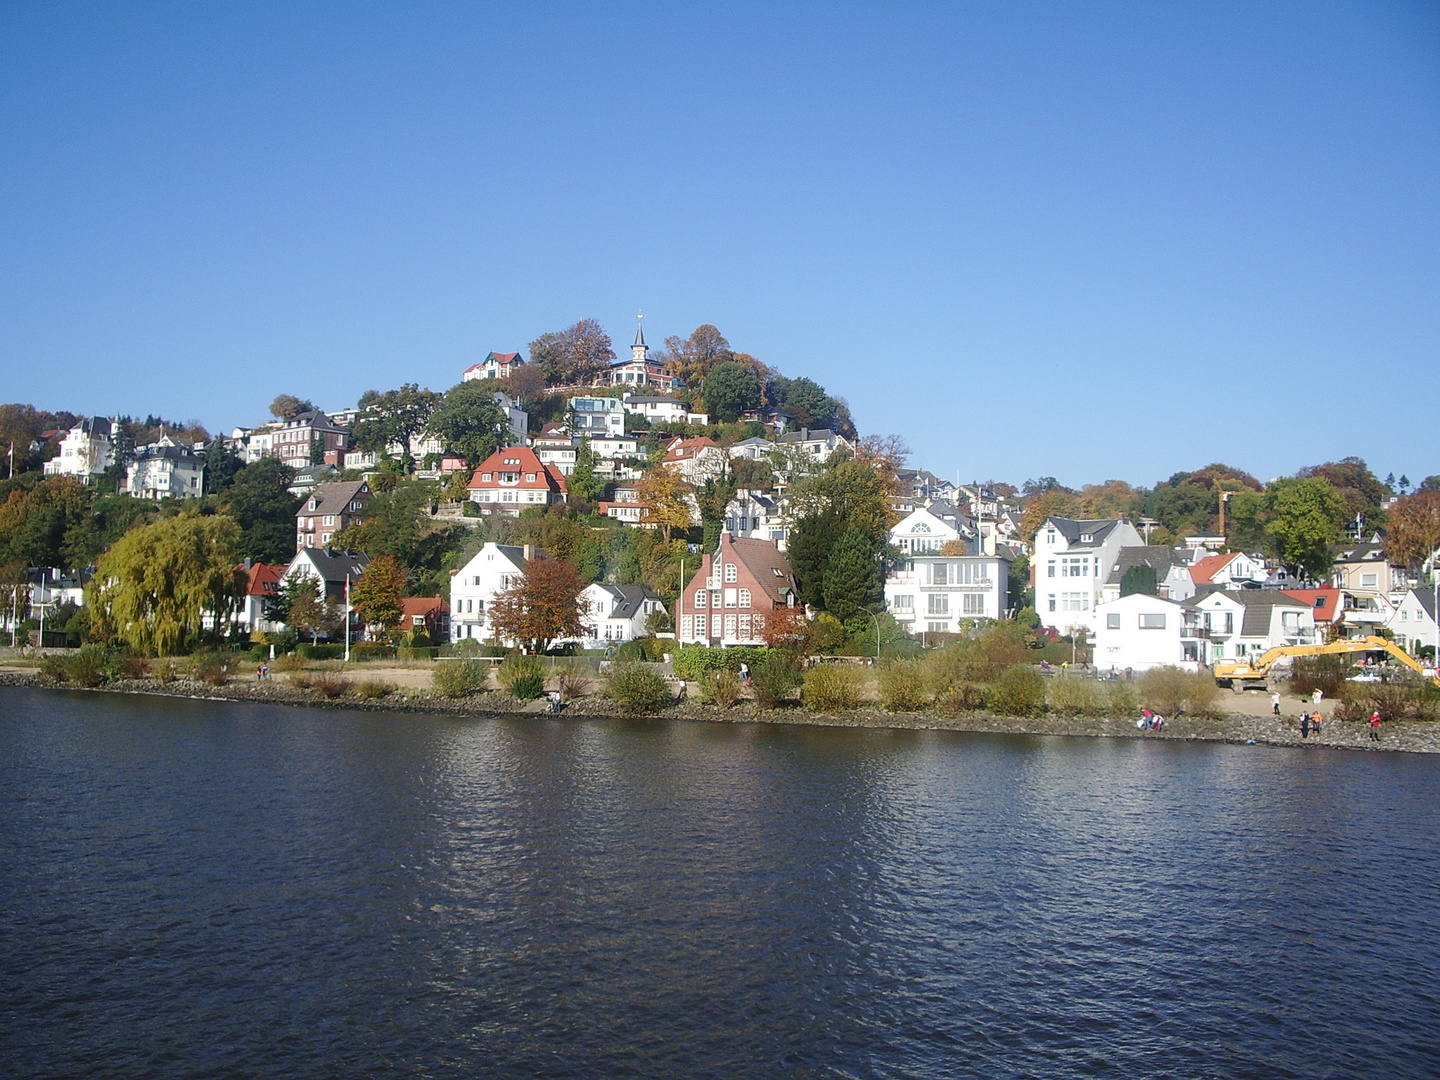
[568,396,627,438]
[449,543,535,642]
[885,552,1011,635]
[124,437,205,500]
[576,584,667,648]
[888,504,974,556]
[1032,516,1146,636]
[1093,594,1205,673]
[1189,589,1316,663]
[44,417,114,481]
[463,351,525,381]
[724,491,788,547]
[622,395,708,426]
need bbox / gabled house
[577,584,666,648]
[1032,516,1146,636]
[1101,545,1198,603]
[1189,588,1315,662]
[282,547,370,605]
[399,597,450,641]
[888,503,973,556]
[568,395,627,438]
[776,427,852,462]
[462,351,526,381]
[1282,587,1345,637]
[449,542,535,642]
[287,463,338,495]
[1189,551,1267,590]
[235,561,285,635]
[1331,543,1408,601]
[723,490,787,547]
[43,417,113,481]
[124,437,205,500]
[467,447,567,513]
[1388,588,1437,659]
[728,437,777,461]
[662,436,727,484]
[296,481,371,550]
[677,535,798,646]
[493,391,529,443]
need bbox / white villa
[449,542,534,642]
[44,417,114,481]
[884,551,1011,635]
[1032,516,1146,637]
[124,437,204,500]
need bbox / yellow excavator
[1213,635,1440,690]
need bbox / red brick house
[399,597,451,641]
[677,534,799,646]
[466,446,567,514]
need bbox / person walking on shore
[1300,712,1310,739]
[1369,711,1382,743]
[1272,691,1282,717]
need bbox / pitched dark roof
[1194,587,1308,635]
[299,481,369,518]
[1044,517,1122,546]
[1105,545,1189,586]
[596,584,661,617]
[294,548,370,583]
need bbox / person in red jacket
[1369,712,1382,742]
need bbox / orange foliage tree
[487,556,586,653]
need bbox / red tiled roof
[401,597,450,618]
[489,352,520,364]
[239,562,285,597]
[467,446,567,494]
[663,436,720,461]
[1189,553,1239,585]
[1282,588,1344,623]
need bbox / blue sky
[1,2,1436,488]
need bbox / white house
[888,504,973,556]
[1388,588,1438,659]
[577,583,666,648]
[662,437,728,485]
[776,427,852,462]
[124,437,205,500]
[724,490,787,547]
[568,396,627,438]
[884,552,1010,634]
[493,391,529,443]
[1032,516,1146,637]
[1093,594,1204,673]
[1188,551,1268,590]
[44,417,114,481]
[623,395,709,426]
[449,543,534,642]
[1100,546,1198,603]
[1189,589,1315,663]
[462,351,525,381]
[604,319,680,391]
[728,437,777,461]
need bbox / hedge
[671,645,772,680]
[294,643,345,660]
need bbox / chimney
[523,544,534,562]
[244,557,252,570]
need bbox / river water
[2,687,1438,1078]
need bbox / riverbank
[4,670,1436,754]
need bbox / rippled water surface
[3,687,1439,1078]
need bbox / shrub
[355,679,395,699]
[1341,679,1439,722]
[878,659,930,712]
[751,653,803,708]
[554,663,593,701]
[698,669,743,708]
[1106,680,1138,719]
[615,637,664,662]
[511,672,546,700]
[802,663,863,712]
[497,653,543,693]
[117,653,150,680]
[190,652,233,686]
[984,665,1046,718]
[289,673,314,690]
[273,653,309,672]
[1289,655,1349,700]
[349,643,396,662]
[311,674,349,698]
[1046,676,1105,718]
[432,659,487,697]
[295,644,345,661]
[672,646,772,680]
[451,637,485,658]
[607,663,671,716]
[934,682,986,716]
[38,653,71,682]
[1183,671,1221,717]
[1137,666,1191,717]
[397,647,439,661]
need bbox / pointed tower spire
[632,312,648,364]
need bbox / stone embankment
[4,669,1437,753]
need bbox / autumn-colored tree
[660,324,733,389]
[350,555,407,639]
[1384,490,1440,574]
[1020,487,1082,542]
[279,574,333,644]
[528,319,616,386]
[1077,480,1141,520]
[90,512,244,655]
[638,466,693,542]
[761,606,815,653]
[487,556,586,653]
[269,394,314,420]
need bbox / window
[738,588,751,607]
[724,614,737,636]
[526,473,536,482]
[927,622,949,633]
[681,615,693,636]
[927,594,949,615]
[931,563,949,585]
[1106,613,1121,629]
[1361,573,1378,588]
[1061,593,1089,612]
[724,563,738,583]
[962,593,984,615]
[1047,562,1056,578]
[724,588,737,608]
[323,515,335,526]
[1048,595,1056,612]
[694,614,706,638]
[1138,613,1166,629]
[694,590,707,607]
[893,595,914,612]
[738,614,752,638]
[482,473,492,481]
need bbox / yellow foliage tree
[90,513,244,655]
[637,466,693,543]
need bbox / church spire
[632,312,648,364]
[634,312,646,348]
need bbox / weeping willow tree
[90,513,244,655]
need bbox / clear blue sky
[2,2,1436,489]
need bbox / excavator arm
[1213,635,1440,688]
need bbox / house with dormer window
[1032,516,1146,636]
[677,535,798,646]
[295,481,371,550]
[462,351,526,381]
[466,446,567,514]
[605,318,680,391]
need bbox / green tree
[1297,457,1388,530]
[1120,563,1158,597]
[567,438,603,505]
[702,362,763,423]
[822,525,882,624]
[217,458,300,565]
[528,318,616,386]
[0,475,92,569]
[770,376,853,436]
[90,513,244,655]
[426,381,510,469]
[660,324,733,389]
[695,470,738,552]
[353,384,442,470]
[1263,476,1349,578]
[350,554,406,639]
[279,574,330,643]
[201,440,244,495]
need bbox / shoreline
[4,671,1436,754]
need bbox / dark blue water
[2,688,1438,1078]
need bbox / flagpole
[344,573,351,663]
